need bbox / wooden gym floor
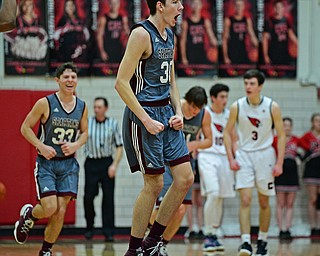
[1,235,320,256]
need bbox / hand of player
[181,58,189,65]
[187,141,199,153]
[108,164,117,178]
[229,158,240,171]
[224,57,231,64]
[272,163,283,177]
[38,144,57,160]
[60,141,77,156]
[264,56,271,65]
[144,119,165,135]
[168,115,184,130]
[100,51,109,62]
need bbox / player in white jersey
[224,69,285,256]
[198,84,236,252]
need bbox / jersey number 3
[252,131,258,141]
[160,60,173,83]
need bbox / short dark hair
[95,97,108,107]
[273,0,284,6]
[282,117,292,124]
[243,69,265,85]
[147,0,166,15]
[55,62,78,78]
[210,83,229,98]
[184,86,207,108]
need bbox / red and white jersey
[299,131,320,159]
[273,135,299,160]
[237,96,274,151]
[200,106,229,155]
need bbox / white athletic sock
[204,193,223,235]
[258,231,268,242]
[241,234,251,244]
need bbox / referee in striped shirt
[83,97,123,241]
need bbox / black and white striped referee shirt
[85,116,123,159]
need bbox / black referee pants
[84,157,115,236]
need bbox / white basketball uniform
[198,106,235,198]
[235,96,276,196]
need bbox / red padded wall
[0,90,75,225]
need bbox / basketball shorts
[235,147,276,196]
[35,156,80,200]
[198,152,235,198]
[122,104,190,175]
[156,165,192,207]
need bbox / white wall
[0,75,319,236]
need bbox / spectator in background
[222,0,258,65]
[54,0,90,62]
[299,113,320,236]
[83,97,123,242]
[273,117,300,240]
[0,0,17,32]
[180,0,217,66]
[262,0,298,66]
[96,0,129,63]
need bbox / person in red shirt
[299,113,320,236]
[273,117,300,240]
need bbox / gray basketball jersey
[183,108,205,143]
[130,20,174,102]
[38,93,85,158]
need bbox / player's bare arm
[179,20,188,64]
[187,109,212,152]
[97,16,108,61]
[115,27,164,135]
[169,59,184,131]
[222,18,231,64]
[204,18,218,47]
[21,98,56,160]
[224,102,240,171]
[262,32,271,64]
[246,18,258,47]
[60,105,88,156]
[288,28,298,45]
[271,101,285,177]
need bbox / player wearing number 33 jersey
[38,93,86,158]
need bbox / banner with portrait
[4,0,49,75]
[259,0,297,78]
[48,0,92,76]
[91,0,132,76]
[176,0,218,77]
[218,0,258,77]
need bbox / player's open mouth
[174,14,180,21]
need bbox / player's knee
[240,195,252,208]
[260,200,269,210]
[43,204,58,218]
[144,175,163,195]
[176,204,187,217]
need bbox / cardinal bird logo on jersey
[248,116,261,128]
[214,123,224,133]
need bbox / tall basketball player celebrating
[115,1,194,255]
